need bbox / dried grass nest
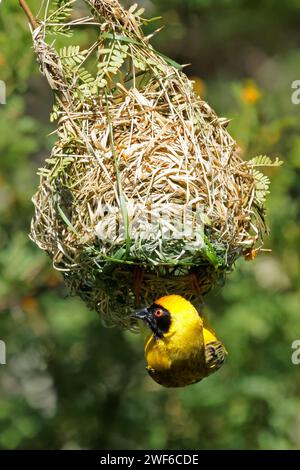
[23,0,280,327]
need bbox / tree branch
[19,0,38,30]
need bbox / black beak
[130,306,164,340]
[131,308,149,321]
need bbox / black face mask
[131,303,171,340]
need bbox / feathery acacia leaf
[249,155,283,167]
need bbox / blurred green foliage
[0,0,300,450]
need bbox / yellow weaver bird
[131,295,227,388]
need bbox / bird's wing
[204,341,227,375]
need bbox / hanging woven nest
[22,0,281,327]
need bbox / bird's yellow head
[131,294,203,340]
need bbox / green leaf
[249,155,283,167]
[56,204,77,234]
[252,169,271,205]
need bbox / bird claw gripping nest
[22,0,280,328]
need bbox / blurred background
[0,0,299,450]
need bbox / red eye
[155,309,163,318]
